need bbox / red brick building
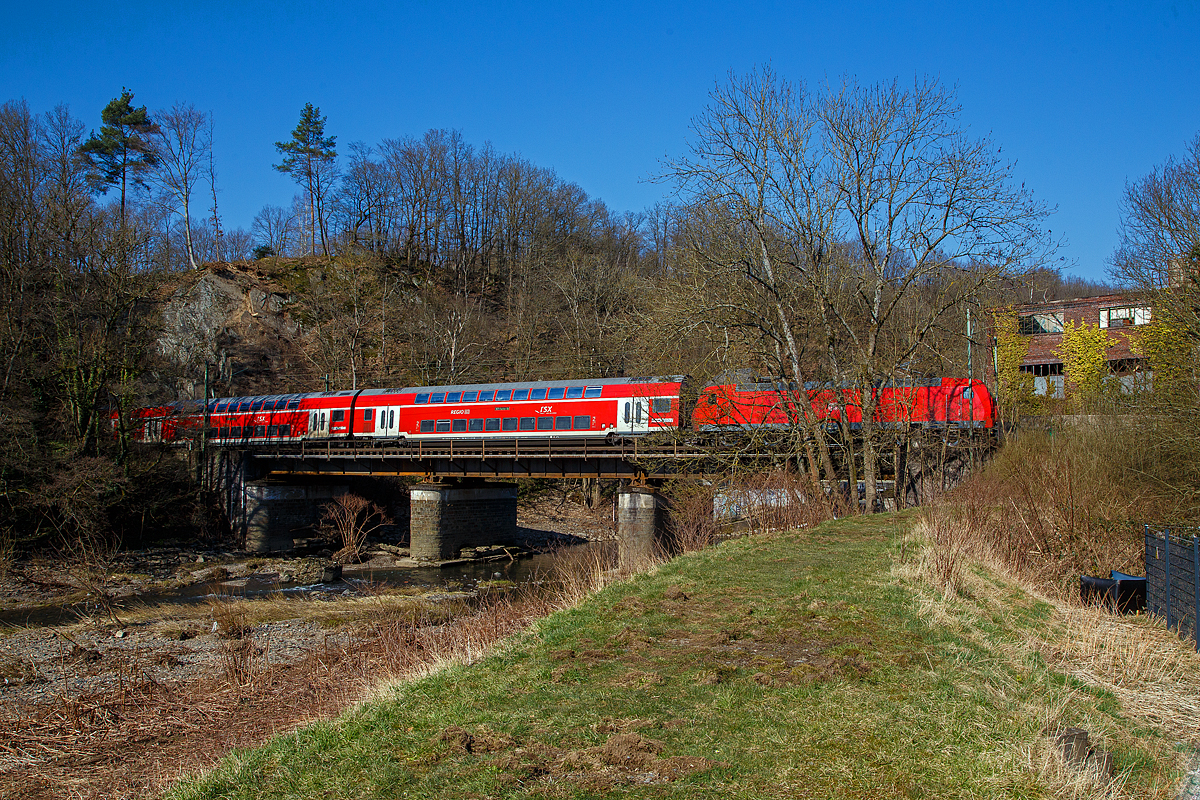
[997,294,1152,397]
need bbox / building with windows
[999,295,1152,397]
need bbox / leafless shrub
[923,422,1153,597]
[57,531,125,626]
[320,493,390,564]
[718,470,840,535]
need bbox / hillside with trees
[0,78,1119,550]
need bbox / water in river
[0,542,610,629]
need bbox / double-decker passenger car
[129,376,686,445]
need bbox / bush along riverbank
[168,512,1199,800]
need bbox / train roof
[361,375,685,398]
[191,376,685,409]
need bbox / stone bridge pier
[408,481,519,562]
[616,486,670,568]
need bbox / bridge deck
[230,437,731,480]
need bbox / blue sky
[3,1,1197,282]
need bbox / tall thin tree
[79,88,158,230]
[274,103,337,256]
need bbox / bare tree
[149,103,211,269]
[252,203,298,257]
[663,68,1054,509]
[1111,132,1200,338]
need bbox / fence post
[1165,528,1173,630]
[1193,534,1199,653]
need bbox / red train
[127,375,995,446]
[692,376,996,431]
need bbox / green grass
[167,514,1189,799]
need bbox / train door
[621,397,651,434]
[308,409,329,438]
[376,406,399,438]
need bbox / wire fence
[1144,525,1200,651]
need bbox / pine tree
[79,88,158,229]
[274,103,337,256]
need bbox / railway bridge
[213,436,739,565]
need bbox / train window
[230,426,242,438]
[415,393,430,404]
[420,420,435,432]
[207,428,218,439]
[624,402,630,423]
[278,425,290,436]
[652,398,672,414]
[363,409,373,421]
[463,391,478,402]
[584,387,602,398]
[332,410,345,422]
[485,418,501,431]
[452,419,467,432]
[436,420,451,432]
[216,402,228,413]
[431,393,445,403]
[495,390,511,401]
[513,389,529,401]
[502,417,518,431]
[519,417,535,431]
[389,411,395,427]
[254,426,266,437]
[447,392,462,403]
[537,417,553,431]
[574,415,590,430]
[555,416,571,430]
[468,418,484,432]
[287,399,300,410]
[239,400,253,411]
[251,399,265,412]
[479,391,494,401]
[546,387,563,399]
[567,386,585,399]
[267,426,278,437]
[530,388,547,401]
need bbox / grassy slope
[169,514,1188,799]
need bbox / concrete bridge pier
[409,481,518,562]
[617,486,669,568]
[242,482,348,552]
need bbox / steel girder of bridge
[225,437,734,481]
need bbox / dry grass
[923,422,1163,597]
[0,552,661,800]
[900,512,1200,800]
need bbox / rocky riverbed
[0,498,615,799]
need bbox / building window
[1019,363,1063,377]
[1018,312,1064,335]
[1100,306,1151,328]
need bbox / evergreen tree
[79,88,158,229]
[274,103,337,256]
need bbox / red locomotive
[127,374,995,446]
[692,377,996,431]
